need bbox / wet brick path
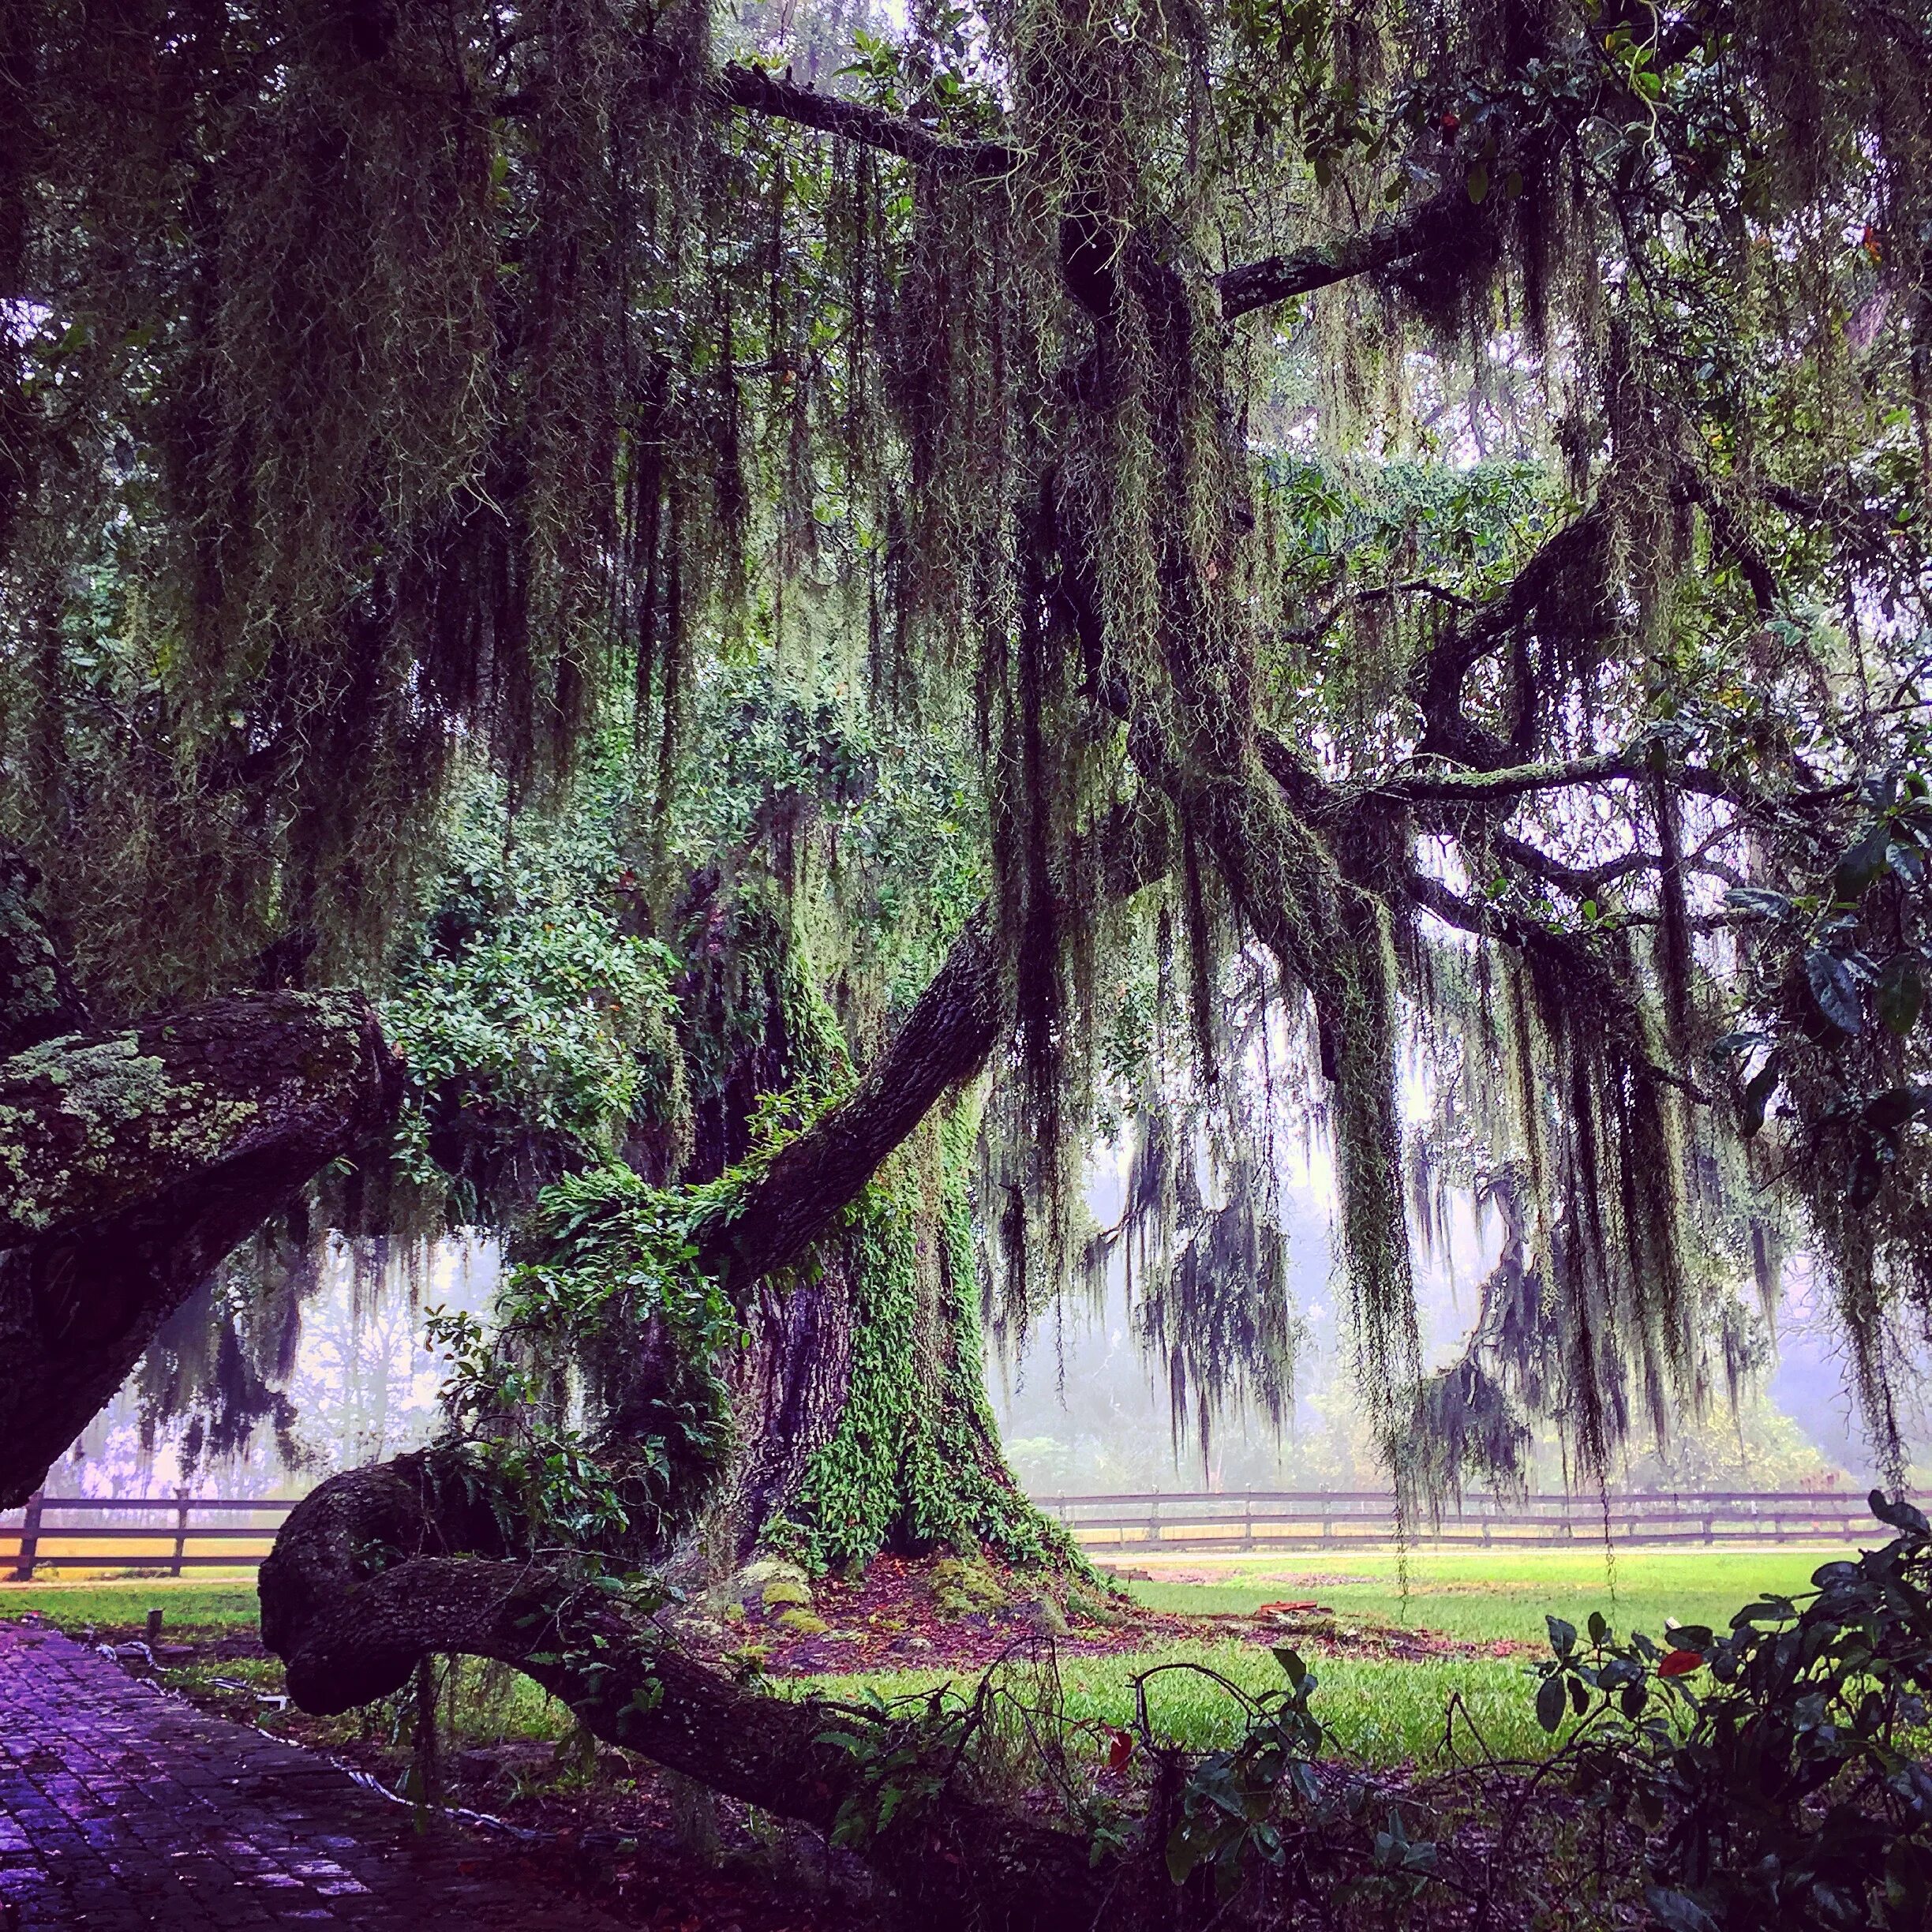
[0,1622,627,1928]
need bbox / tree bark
[695,910,1004,1290]
[0,990,399,1503]
[696,793,1168,1293]
[700,1150,1043,1569]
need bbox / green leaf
[1870,1490,1931,1537]
[1863,1085,1929,1133]
[1835,822,1893,901]
[1878,953,1925,1035]
[1535,1672,1567,1732]
[1724,886,1793,919]
[1807,946,1864,1035]
[1546,1615,1577,1656]
[1466,163,1489,203]
[1645,1886,1720,1932]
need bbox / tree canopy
[5,0,1932,1509]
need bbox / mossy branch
[713,62,1019,178]
[0,991,399,1502]
[696,800,1170,1291]
[1215,189,1484,320]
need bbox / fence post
[170,1488,189,1578]
[1148,1496,1160,1545]
[11,1490,43,1582]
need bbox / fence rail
[1,1493,301,1579]
[1033,1488,1881,1552]
[0,1487,1883,1578]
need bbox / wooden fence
[0,1493,300,1579]
[0,1486,1883,1578]
[1033,1488,1882,1552]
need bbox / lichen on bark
[0,990,398,1503]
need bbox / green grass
[801,1547,1862,1766]
[800,1642,1555,1766]
[1,1577,260,1635]
[4,1548,1861,1769]
[1120,1546,1859,1646]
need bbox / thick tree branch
[1407,504,1613,770]
[713,62,1019,177]
[696,799,1170,1289]
[1212,21,1713,328]
[262,1462,1122,1932]
[1216,189,1481,321]
[1371,751,1634,804]
[1402,871,1712,1099]
[1492,831,1661,898]
[696,909,1003,1287]
[1679,467,1778,616]
[1279,577,1476,650]
[0,992,399,1503]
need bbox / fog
[40,1163,1912,1507]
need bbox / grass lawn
[0,1576,260,1635]
[1118,1544,1863,1645]
[803,1640,1565,1765]
[0,1544,1863,1769]
[804,1544,1864,1767]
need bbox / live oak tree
[6,0,1932,1914]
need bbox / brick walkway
[0,1622,629,1928]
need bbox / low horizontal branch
[261,1467,1118,1932]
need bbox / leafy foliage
[1533,1493,1932,1931]
[385,776,689,1221]
[425,1167,742,1556]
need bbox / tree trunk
[0,990,399,1503]
[698,1110,1055,1571]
